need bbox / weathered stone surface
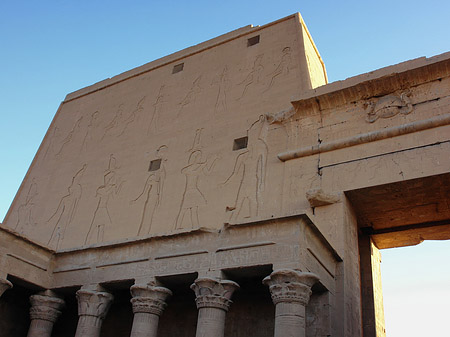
[0,11,449,337]
[191,278,239,337]
[130,284,172,337]
[75,287,113,337]
[27,291,65,337]
[0,278,12,297]
[264,269,319,337]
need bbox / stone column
[191,278,239,337]
[263,269,319,337]
[0,278,12,297]
[27,291,65,337]
[75,288,114,337]
[130,284,172,337]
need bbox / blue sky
[1,1,449,335]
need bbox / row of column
[15,269,319,337]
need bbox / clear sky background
[0,1,449,335]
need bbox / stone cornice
[291,52,450,113]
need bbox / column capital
[29,292,65,323]
[191,278,239,311]
[263,269,319,306]
[130,284,172,316]
[76,289,114,319]
[0,278,12,297]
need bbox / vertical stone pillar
[27,291,65,337]
[0,278,12,297]
[191,278,239,337]
[75,288,114,337]
[130,284,172,337]
[263,269,319,337]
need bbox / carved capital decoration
[263,269,319,306]
[191,278,239,311]
[0,278,12,297]
[130,284,172,316]
[365,91,413,123]
[29,293,65,323]
[76,289,114,319]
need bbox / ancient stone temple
[1,12,449,337]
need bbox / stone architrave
[263,269,319,337]
[0,278,12,297]
[130,284,172,337]
[191,278,239,337]
[27,291,65,337]
[75,289,114,337]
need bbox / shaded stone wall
[0,284,32,337]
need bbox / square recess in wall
[233,136,248,151]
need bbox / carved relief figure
[237,55,264,100]
[15,178,38,233]
[266,47,292,91]
[132,145,168,235]
[55,117,83,157]
[148,85,166,135]
[101,97,145,139]
[43,126,61,160]
[175,130,218,230]
[365,91,413,123]
[178,76,202,115]
[85,155,123,245]
[222,116,268,222]
[47,165,87,250]
[213,66,229,113]
[117,96,146,137]
[81,110,100,152]
[102,104,124,140]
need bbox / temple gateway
[1,13,449,337]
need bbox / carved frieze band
[130,284,172,316]
[191,278,239,311]
[263,269,319,306]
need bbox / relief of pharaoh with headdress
[175,129,218,230]
[85,155,124,245]
[222,115,268,222]
[47,164,86,250]
[131,145,168,236]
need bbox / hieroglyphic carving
[266,47,292,91]
[85,155,123,245]
[152,252,210,275]
[365,91,413,123]
[15,178,38,233]
[216,244,299,269]
[178,76,202,115]
[48,165,86,250]
[148,85,165,135]
[132,145,168,236]
[55,117,83,156]
[237,55,264,100]
[81,110,100,152]
[213,66,229,113]
[222,116,268,221]
[175,129,218,229]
